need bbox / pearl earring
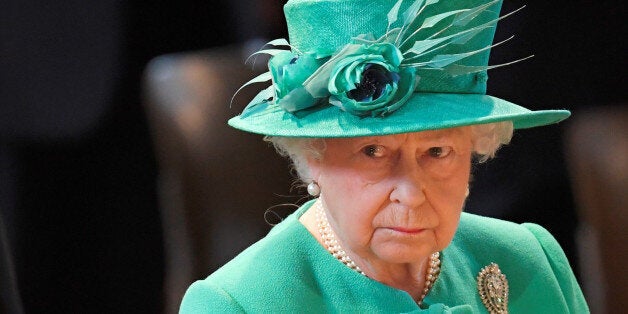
[307,181,321,196]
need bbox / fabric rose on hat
[328,43,417,117]
[266,41,419,117]
[303,42,417,117]
[268,51,324,113]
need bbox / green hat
[228,0,570,138]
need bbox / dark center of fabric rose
[347,64,397,102]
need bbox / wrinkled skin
[300,127,473,298]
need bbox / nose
[389,157,426,207]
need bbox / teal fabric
[229,93,570,138]
[180,201,588,313]
[229,0,572,138]
[283,0,498,94]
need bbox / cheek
[428,153,471,247]
[319,166,362,197]
[319,169,390,249]
[434,210,462,250]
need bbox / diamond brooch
[477,262,509,314]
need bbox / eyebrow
[350,136,399,147]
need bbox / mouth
[388,227,425,234]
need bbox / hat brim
[228,93,570,138]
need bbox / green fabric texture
[180,201,588,313]
[230,93,569,138]
[283,0,495,94]
[228,0,571,138]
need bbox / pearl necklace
[315,202,366,275]
[314,201,441,305]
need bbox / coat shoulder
[445,213,589,313]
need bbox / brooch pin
[477,263,509,314]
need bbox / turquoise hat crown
[228,0,570,137]
[284,0,504,95]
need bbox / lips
[389,227,425,234]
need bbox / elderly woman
[181,0,588,312]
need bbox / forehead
[326,127,471,146]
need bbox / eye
[427,146,452,158]
[362,145,385,158]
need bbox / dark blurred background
[0,0,625,313]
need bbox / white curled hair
[264,121,514,183]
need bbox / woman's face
[309,127,473,265]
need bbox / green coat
[181,201,588,313]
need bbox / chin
[373,243,436,264]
